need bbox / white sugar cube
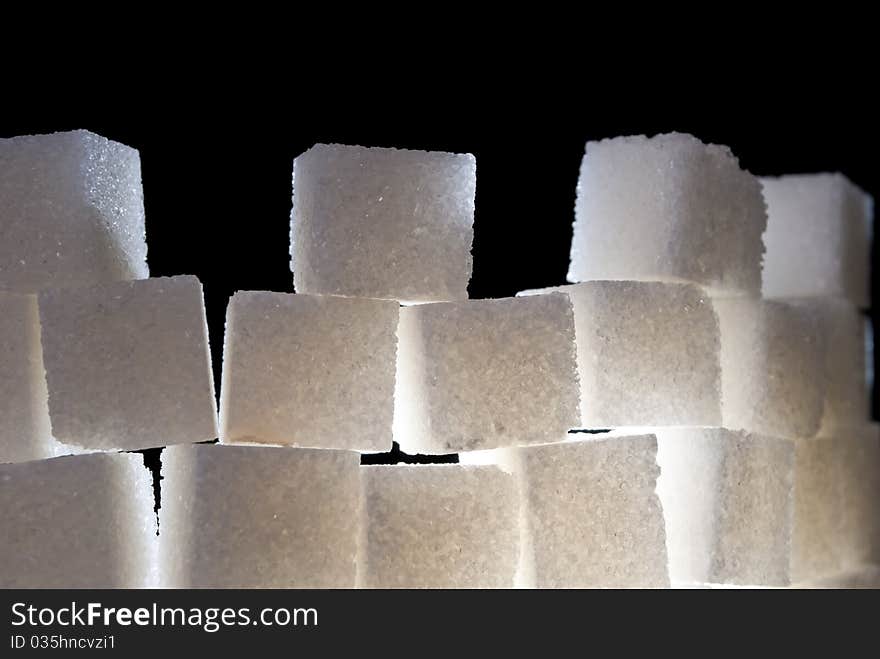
[792,429,880,585]
[394,294,580,454]
[792,438,842,583]
[38,276,218,451]
[0,292,54,462]
[787,299,868,436]
[291,143,475,303]
[220,291,398,452]
[0,453,157,588]
[714,297,826,438]
[520,282,720,428]
[482,434,667,588]
[837,427,880,570]
[359,465,519,588]
[568,133,766,296]
[0,130,148,294]
[762,173,873,307]
[159,444,360,588]
[656,428,794,587]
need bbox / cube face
[793,429,880,584]
[520,435,668,588]
[792,438,844,584]
[0,292,54,463]
[360,465,519,588]
[714,297,826,438]
[159,444,360,588]
[220,291,398,452]
[0,130,148,294]
[394,294,580,454]
[521,282,721,428]
[568,133,766,296]
[38,276,218,451]
[291,144,476,303]
[787,299,867,437]
[837,427,880,570]
[761,174,872,307]
[656,428,794,587]
[0,453,156,588]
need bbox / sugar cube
[394,294,580,454]
[219,291,398,452]
[503,434,668,588]
[568,133,766,296]
[359,465,519,588]
[159,444,360,588]
[520,282,721,428]
[0,130,148,294]
[655,428,794,587]
[713,297,826,438]
[0,453,156,588]
[0,292,54,462]
[761,173,873,307]
[791,437,843,583]
[787,299,867,436]
[837,427,880,570]
[38,275,218,451]
[290,144,476,303]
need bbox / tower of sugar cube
[216,141,552,587]
[559,132,877,587]
[1,130,218,588]
[755,172,877,585]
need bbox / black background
[3,105,877,471]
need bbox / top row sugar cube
[762,173,873,308]
[568,132,767,296]
[0,130,148,294]
[290,144,476,303]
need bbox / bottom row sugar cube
[655,428,794,587]
[158,444,361,588]
[790,427,879,585]
[3,431,876,589]
[464,434,670,588]
[0,453,156,588]
[358,465,520,588]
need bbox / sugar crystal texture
[713,297,826,438]
[0,453,157,588]
[655,428,794,587]
[520,282,720,428]
[159,444,360,588]
[393,294,580,454]
[837,426,880,570]
[804,565,880,589]
[792,437,842,584]
[791,429,880,585]
[290,143,476,303]
[787,299,867,436]
[359,465,519,588]
[0,292,54,462]
[0,130,148,293]
[568,133,766,296]
[220,291,398,452]
[513,434,668,588]
[38,275,218,451]
[761,173,873,307]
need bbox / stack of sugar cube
[559,131,877,587]
[2,126,877,589]
[1,130,218,587]
[219,143,543,588]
